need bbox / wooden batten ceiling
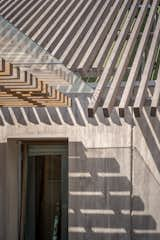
[0,58,71,107]
[0,0,160,116]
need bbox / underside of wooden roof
[0,58,71,107]
[0,0,160,116]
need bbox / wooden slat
[92,0,131,70]
[47,0,92,54]
[0,103,35,106]
[0,82,29,86]
[133,16,160,117]
[6,0,28,19]
[0,97,38,106]
[67,0,113,69]
[77,0,123,72]
[0,69,30,84]
[7,90,62,105]
[0,92,16,97]
[51,0,93,56]
[0,0,24,17]
[119,4,160,117]
[26,0,64,37]
[0,75,69,86]
[59,0,101,63]
[3,91,45,106]
[0,92,40,97]
[0,101,69,107]
[88,0,139,117]
[31,0,70,43]
[150,65,160,116]
[8,85,71,106]
[17,92,61,101]
[3,77,40,91]
[0,94,70,107]
[20,0,54,33]
[3,73,44,91]
[3,86,70,107]
[0,0,13,13]
[0,61,13,76]
[0,58,5,71]
[14,0,46,29]
[103,0,157,117]
[0,58,71,107]
[37,0,78,46]
[9,1,35,24]
[7,86,46,93]
[38,102,70,107]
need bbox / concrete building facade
[0,1,160,240]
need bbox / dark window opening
[19,141,68,240]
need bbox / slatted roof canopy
[0,0,134,74]
[88,0,160,117]
[0,0,160,116]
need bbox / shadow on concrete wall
[0,97,133,126]
[68,142,160,240]
[0,141,160,240]
[0,104,160,240]
[135,108,160,175]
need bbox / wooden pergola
[0,0,160,116]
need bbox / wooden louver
[0,58,71,107]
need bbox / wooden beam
[0,96,38,106]
[103,0,157,117]
[0,58,5,71]
[1,83,70,107]
[0,94,70,107]
[5,79,45,92]
[0,92,39,97]
[88,0,139,117]
[133,16,160,117]
[0,60,13,76]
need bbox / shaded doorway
[19,141,68,240]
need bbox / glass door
[19,142,68,240]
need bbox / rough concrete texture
[0,100,159,240]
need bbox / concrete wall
[0,99,160,240]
